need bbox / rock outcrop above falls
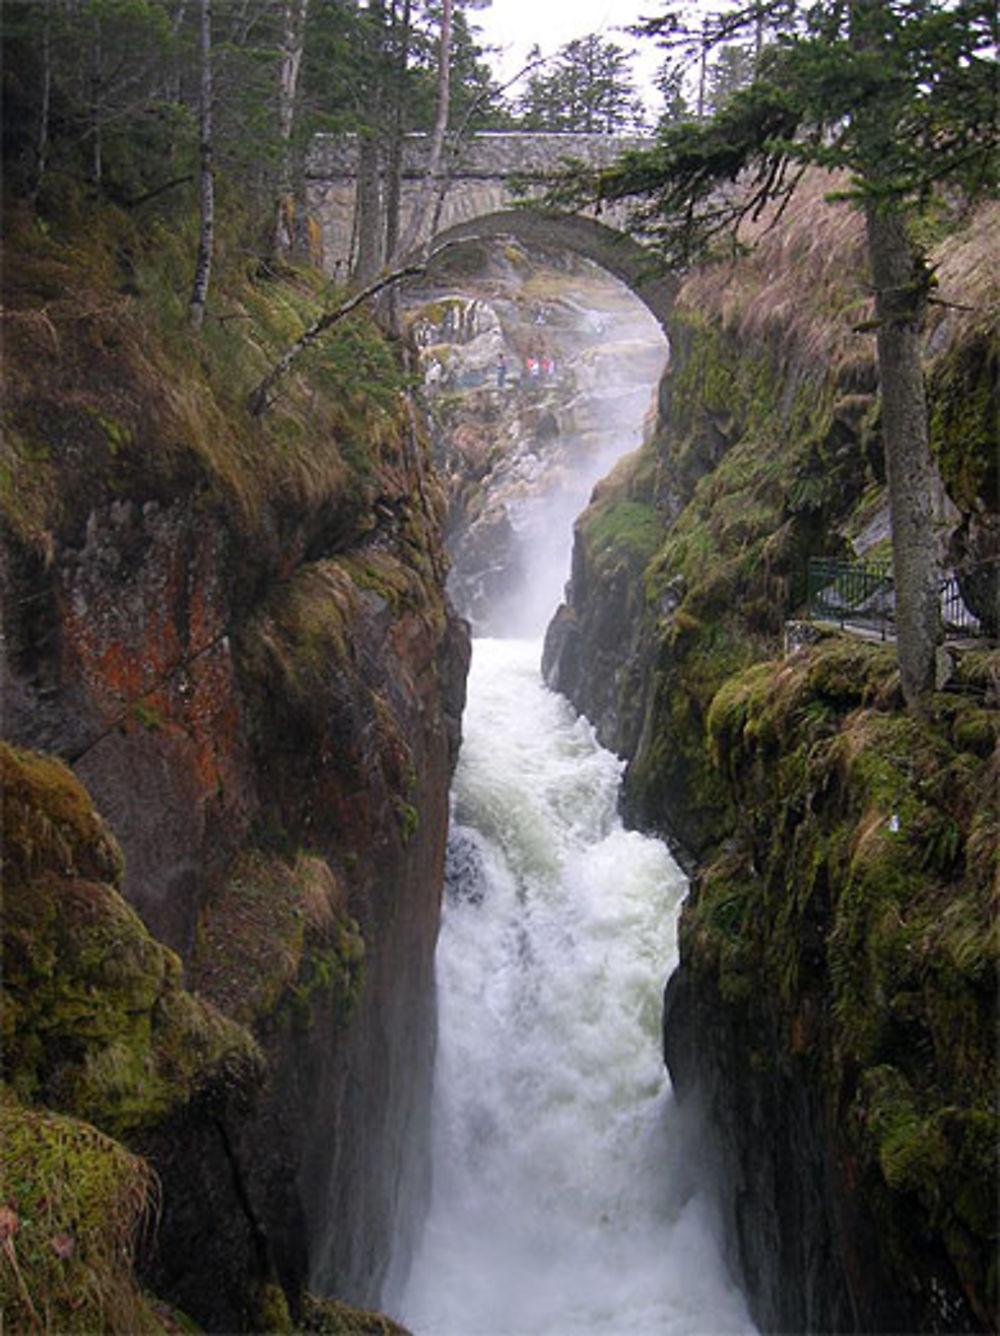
[1,204,468,1330]
[403,240,667,633]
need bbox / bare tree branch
[247,259,426,417]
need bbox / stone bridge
[305,132,678,332]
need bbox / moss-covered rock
[678,638,999,1330]
[191,850,360,1027]
[296,1294,413,1335]
[929,329,1000,516]
[0,1092,167,1335]
[2,745,264,1138]
[1,741,125,888]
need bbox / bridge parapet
[306,130,649,183]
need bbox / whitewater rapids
[393,637,754,1336]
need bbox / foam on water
[392,639,755,1336]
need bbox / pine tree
[575,0,998,707]
[514,34,644,134]
[704,41,755,116]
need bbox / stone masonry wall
[305,131,646,276]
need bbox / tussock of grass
[0,1092,165,1336]
[237,560,361,703]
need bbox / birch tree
[394,0,452,259]
[188,0,214,328]
[272,0,310,260]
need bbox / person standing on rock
[496,353,507,388]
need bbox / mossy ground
[0,1092,166,1335]
[578,492,661,581]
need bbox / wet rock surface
[403,241,667,634]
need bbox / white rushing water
[393,638,755,1336]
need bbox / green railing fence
[807,557,997,640]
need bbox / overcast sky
[471,0,668,116]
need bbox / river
[392,636,755,1336]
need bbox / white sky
[470,0,669,118]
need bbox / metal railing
[807,557,996,640]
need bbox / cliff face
[665,638,998,1333]
[544,180,999,1331]
[546,183,997,865]
[1,200,468,1329]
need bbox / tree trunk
[351,0,387,283]
[30,0,52,207]
[395,0,451,259]
[865,202,941,706]
[850,0,941,707]
[90,11,103,186]
[353,133,384,283]
[383,0,412,262]
[189,0,214,329]
[271,0,310,261]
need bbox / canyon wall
[1,200,468,1330]
[544,180,999,1331]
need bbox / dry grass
[676,170,999,384]
[925,200,1000,359]
[0,1094,165,1335]
[676,170,870,378]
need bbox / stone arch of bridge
[426,209,678,337]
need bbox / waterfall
[390,637,755,1335]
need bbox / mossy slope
[2,743,264,1137]
[0,1094,166,1335]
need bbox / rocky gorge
[2,161,997,1336]
[401,238,667,634]
[390,198,997,1332]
